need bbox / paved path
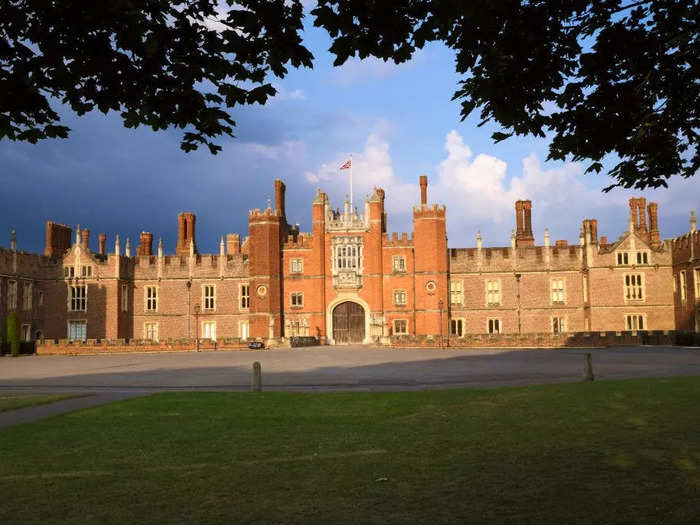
[1,345,699,393]
[0,392,146,429]
[1,345,699,428]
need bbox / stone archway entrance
[332,301,365,344]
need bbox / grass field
[1,378,699,524]
[0,393,83,412]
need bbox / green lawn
[0,393,84,412]
[1,378,700,524]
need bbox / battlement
[383,232,413,247]
[670,229,700,248]
[249,208,284,221]
[413,204,446,219]
[0,247,55,269]
[283,232,313,249]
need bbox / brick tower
[412,176,448,336]
[248,179,289,339]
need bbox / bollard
[251,361,262,392]
[583,352,595,382]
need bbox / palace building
[1,176,698,348]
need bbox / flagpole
[349,154,353,211]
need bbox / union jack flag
[339,159,352,170]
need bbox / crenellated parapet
[382,232,413,247]
[412,203,446,219]
[283,232,313,250]
[249,207,284,222]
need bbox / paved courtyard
[1,345,700,393]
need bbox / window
[240,284,250,310]
[333,238,363,271]
[64,266,75,278]
[20,324,31,342]
[7,280,17,310]
[450,280,463,306]
[679,271,687,301]
[583,274,589,303]
[487,280,500,305]
[551,279,564,304]
[393,289,407,306]
[636,252,648,265]
[290,258,304,273]
[626,314,645,330]
[69,285,87,311]
[617,252,629,265]
[696,269,700,298]
[450,318,464,337]
[23,282,32,310]
[393,319,408,335]
[202,321,216,340]
[67,320,87,341]
[38,290,44,306]
[145,286,158,311]
[239,321,250,341]
[552,317,566,333]
[144,322,159,341]
[624,274,644,301]
[392,256,406,272]
[81,265,92,277]
[488,318,501,334]
[291,292,304,307]
[203,285,216,310]
[121,284,128,312]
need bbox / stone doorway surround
[326,294,372,344]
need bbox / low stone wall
[390,330,680,349]
[36,337,252,355]
[32,330,697,354]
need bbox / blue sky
[1,18,697,255]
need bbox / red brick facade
[1,178,697,348]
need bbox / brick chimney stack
[648,202,660,245]
[81,228,90,251]
[176,212,197,256]
[98,233,106,255]
[515,201,524,237]
[226,233,241,254]
[582,219,598,244]
[419,175,428,206]
[274,179,286,218]
[515,200,534,247]
[44,222,72,257]
[138,231,153,256]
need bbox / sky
[1,15,698,255]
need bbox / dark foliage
[313,0,699,190]
[0,0,312,154]
[1,1,697,189]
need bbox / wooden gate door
[332,302,365,344]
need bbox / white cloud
[303,128,700,245]
[304,130,412,212]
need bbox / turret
[412,175,447,337]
